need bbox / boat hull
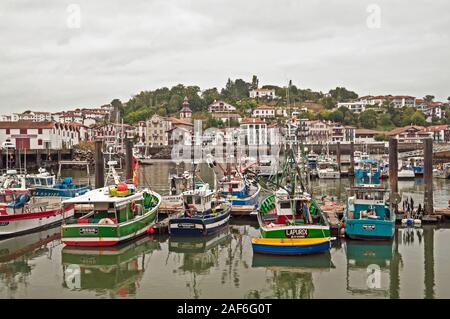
[0,205,74,238]
[61,209,158,246]
[345,219,395,240]
[252,237,333,256]
[169,208,231,236]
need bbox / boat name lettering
[285,228,308,238]
[363,224,376,230]
[79,228,98,235]
[0,222,9,226]
[178,223,196,229]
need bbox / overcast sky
[0,0,449,113]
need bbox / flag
[132,156,139,186]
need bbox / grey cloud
[0,0,449,113]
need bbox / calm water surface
[0,161,449,299]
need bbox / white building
[208,100,237,113]
[239,118,267,145]
[250,88,277,99]
[12,111,53,122]
[0,121,81,150]
[252,106,276,119]
[337,102,366,113]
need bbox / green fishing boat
[257,189,330,239]
[61,183,161,246]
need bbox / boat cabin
[347,185,390,220]
[182,183,215,213]
[63,184,154,225]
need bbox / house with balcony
[251,105,276,119]
[208,100,237,113]
[250,88,277,99]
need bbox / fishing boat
[32,164,91,198]
[61,182,161,246]
[354,156,381,184]
[317,160,340,179]
[344,184,395,240]
[257,188,331,239]
[168,182,232,236]
[409,157,424,176]
[219,173,260,210]
[251,237,333,255]
[434,163,450,179]
[0,195,73,238]
[306,151,319,178]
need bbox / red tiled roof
[355,128,381,135]
[421,125,449,133]
[241,117,265,124]
[388,125,424,135]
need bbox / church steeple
[180,96,192,121]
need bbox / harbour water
[1,161,449,299]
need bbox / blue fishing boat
[219,172,260,211]
[344,184,395,240]
[251,237,335,256]
[32,177,91,197]
[354,155,381,184]
[169,182,232,236]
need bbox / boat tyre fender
[99,218,115,225]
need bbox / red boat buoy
[147,227,155,234]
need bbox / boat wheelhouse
[61,183,161,246]
[354,157,381,184]
[344,184,395,240]
[257,189,330,239]
[169,183,231,236]
[219,173,260,211]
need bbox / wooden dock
[320,203,343,237]
[231,205,257,216]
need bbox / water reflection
[168,227,232,299]
[0,228,60,298]
[248,251,334,299]
[345,239,394,298]
[61,236,162,298]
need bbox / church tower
[180,96,192,121]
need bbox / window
[6,129,10,134]
[38,128,43,134]
[280,201,291,209]
[38,139,43,146]
[20,128,27,134]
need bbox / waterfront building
[388,125,428,143]
[249,88,277,99]
[330,123,345,143]
[93,123,134,150]
[307,120,332,144]
[420,125,450,143]
[239,118,267,145]
[145,114,172,147]
[344,125,356,143]
[354,128,380,144]
[0,121,81,150]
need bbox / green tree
[328,87,358,102]
[359,110,378,129]
[424,95,435,103]
[411,111,427,126]
[202,88,221,106]
[251,75,259,90]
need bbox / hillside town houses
[1,90,449,153]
